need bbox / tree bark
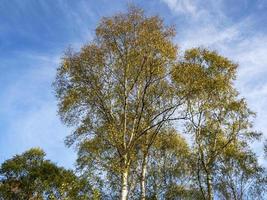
[140,152,148,200]
[120,166,129,200]
[206,173,214,200]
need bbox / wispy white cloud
[161,0,225,21]
[161,0,199,16]
[179,25,240,49]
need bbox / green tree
[0,148,95,200]
[76,134,121,199]
[215,142,266,200]
[76,128,197,200]
[54,6,184,200]
[172,48,261,200]
[144,129,197,200]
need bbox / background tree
[54,6,185,200]
[214,142,266,200]
[0,148,95,200]
[76,127,199,200]
[172,48,261,200]
[144,129,197,200]
[76,134,122,199]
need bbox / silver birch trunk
[140,153,148,200]
[120,167,129,200]
[207,173,214,200]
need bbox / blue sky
[0,0,267,169]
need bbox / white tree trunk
[207,173,214,200]
[120,168,129,200]
[140,153,148,200]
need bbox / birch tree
[144,129,195,199]
[54,7,183,200]
[172,48,261,200]
[0,148,94,200]
[214,142,266,200]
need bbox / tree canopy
[0,148,96,200]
